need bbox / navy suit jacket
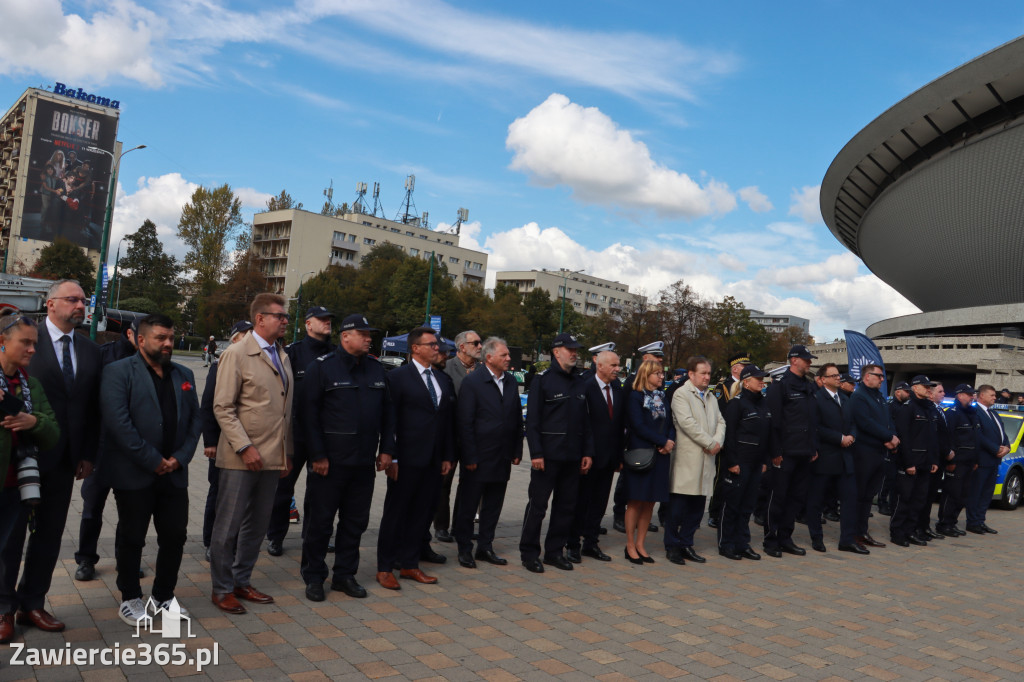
[457,366,523,482]
[814,389,853,476]
[583,376,626,470]
[388,361,456,469]
[99,355,201,489]
[976,405,1010,467]
[31,326,102,473]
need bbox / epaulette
[285,342,297,350]
[315,351,335,362]
[537,369,548,376]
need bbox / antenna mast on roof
[395,175,420,226]
[322,179,335,213]
[353,182,368,214]
[371,182,383,217]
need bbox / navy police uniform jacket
[722,387,772,469]
[286,334,334,449]
[765,369,819,459]
[893,396,938,471]
[946,403,980,465]
[301,347,395,467]
[525,363,594,462]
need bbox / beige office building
[253,209,488,297]
[495,268,639,317]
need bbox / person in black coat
[937,385,980,536]
[917,383,953,541]
[567,350,624,564]
[806,364,865,554]
[878,382,911,516]
[0,280,101,635]
[199,320,252,559]
[453,337,523,569]
[890,375,940,546]
[966,384,1010,534]
[717,365,771,560]
[375,327,455,589]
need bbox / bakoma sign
[52,82,120,109]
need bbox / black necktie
[60,335,74,391]
[423,369,439,408]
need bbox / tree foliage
[266,190,302,212]
[30,238,95,292]
[320,201,350,217]
[115,219,181,313]
[177,184,242,295]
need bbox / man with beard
[100,315,201,626]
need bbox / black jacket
[946,403,980,464]
[387,360,456,468]
[457,366,523,482]
[931,402,953,464]
[285,334,334,449]
[845,384,896,454]
[583,375,626,470]
[814,388,852,476]
[200,361,221,448]
[976,405,1010,467]
[894,396,938,470]
[100,336,135,366]
[301,348,395,467]
[525,363,593,462]
[722,388,772,469]
[766,368,819,459]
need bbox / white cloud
[738,186,773,213]
[717,253,747,272]
[0,0,164,87]
[507,94,737,219]
[235,187,274,211]
[788,184,822,224]
[111,173,197,263]
[756,253,861,288]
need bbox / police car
[992,407,1024,509]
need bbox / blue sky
[2,1,1022,342]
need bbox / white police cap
[588,342,616,354]
[637,341,664,356]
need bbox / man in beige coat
[210,293,294,614]
[666,356,725,564]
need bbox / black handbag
[623,448,656,472]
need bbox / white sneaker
[119,597,148,626]
[154,598,190,618]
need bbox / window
[420,235,428,240]
[406,231,414,236]
[364,237,376,245]
[449,257,459,264]
[575,289,582,295]
[601,295,607,302]
[558,286,565,295]
[333,231,345,241]
[348,234,356,242]
[362,221,372,226]
[410,248,419,256]
[391,228,400,233]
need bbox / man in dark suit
[453,337,522,569]
[567,350,624,563]
[807,364,865,554]
[376,327,455,589]
[966,384,1010,534]
[100,315,201,626]
[0,279,101,634]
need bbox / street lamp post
[558,268,585,334]
[293,270,315,343]
[86,144,146,340]
[109,236,125,307]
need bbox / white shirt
[412,358,442,399]
[488,366,504,392]
[825,387,841,403]
[596,376,614,408]
[45,317,77,376]
[978,403,1006,441]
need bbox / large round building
[818,36,1024,391]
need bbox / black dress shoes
[858,534,886,548]
[581,546,612,562]
[811,539,827,553]
[331,576,368,598]
[435,528,454,543]
[838,542,870,555]
[457,551,477,568]
[475,549,508,565]
[907,536,928,546]
[522,558,544,573]
[665,548,685,565]
[420,547,447,564]
[718,548,741,560]
[543,554,574,571]
[891,537,910,547]
[613,517,626,533]
[935,525,959,537]
[739,547,761,560]
[626,548,646,565]
[982,524,998,534]
[763,546,783,558]
[780,542,806,556]
[966,525,986,534]
[566,548,582,564]
[707,517,719,529]
[599,526,608,535]
[266,540,283,557]
[305,583,325,602]
[922,528,944,540]
[74,562,96,581]
[648,523,659,533]
[680,546,706,563]
[824,511,841,522]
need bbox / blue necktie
[265,346,287,390]
[60,335,74,391]
[423,369,439,409]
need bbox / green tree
[657,280,709,369]
[703,296,773,371]
[320,201,350,217]
[266,190,303,212]
[116,219,181,313]
[201,249,267,336]
[30,238,95,292]
[116,296,161,314]
[177,184,243,295]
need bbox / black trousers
[0,459,75,613]
[878,453,898,509]
[453,474,507,554]
[916,469,942,532]
[377,464,441,572]
[706,454,725,520]
[754,471,771,521]
[76,472,111,565]
[718,464,762,553]
[805,471,858,545]
[519,460,580,562]
[267,449,307,544]
[301,463,374,584]
[853,449,885,537]
[568,463,616,551]
[664,493,706,549]
[890,470,930,541]
[763,456,811,549]
[203,458,220,548]
[113,477,188,602]
[434,467,457,532]
[937,464,974,528]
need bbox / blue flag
[845,329,888,396]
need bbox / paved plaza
[2,354,1024,681]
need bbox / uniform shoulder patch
[316,351,335,362]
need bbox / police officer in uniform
[707,352,750,529]
[579,342,615,382]
[890,375,939,547]
[267,306,335,557]
[917,383,952,541]
[300,314,394,601]
[878,382,911,516]
[520,333,593,573]
[936,385,979,536]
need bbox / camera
[14,442,40,506]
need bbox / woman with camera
[0,310,60,643]
[622,360,675,565]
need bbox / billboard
[19,97,119,250]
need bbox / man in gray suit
[100,314,201,627]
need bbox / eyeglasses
[823,373,841,379]
[467,340,482,346]
[866,372,884,378]
[51,296,87,305]
[416,342,440,348]
[259,312,290,321]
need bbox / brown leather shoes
[376,571,401,590]
[16,609,65,632]
[233,585,274,604]
[399,568,438,584]
[0,612,14,643]
[211,592,246,614]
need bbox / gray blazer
[100,354,201,490]
[444,358,474,396]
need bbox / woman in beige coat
[666,356,725,565]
